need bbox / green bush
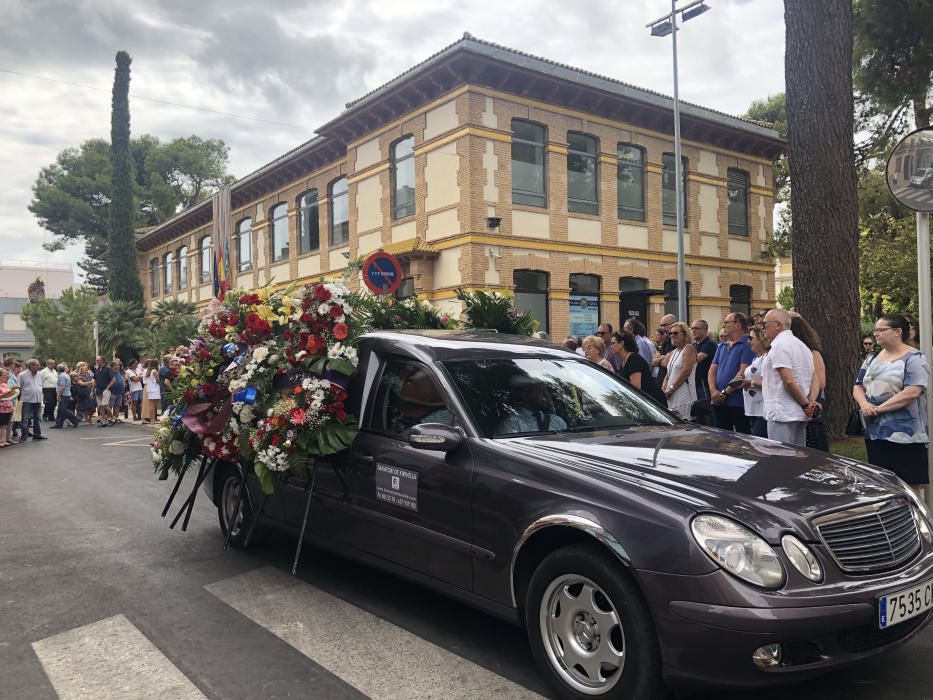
[456,289,538,336]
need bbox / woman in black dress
[610,331,667,408]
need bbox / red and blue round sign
[362,252,402,296]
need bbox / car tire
[215,463,255,549]
[525,544,666,700]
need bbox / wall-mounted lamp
[341,251,351,259]
[485,216,502,230]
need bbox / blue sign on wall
[569,294,599,337]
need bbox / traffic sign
[362,252,402,296]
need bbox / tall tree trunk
[108,50,144,304]
[785,0,860,439]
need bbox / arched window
[270,203,289,262]
[237,218,252,271]
[511,120,546,207]
[176,245,188,290]
[617,144,646,221]
[567,132,598,214]
[391,136,415,220]
[297,191,319,254]
[730,284,752,316]
[727,169,750,236]
[569,273,600,337]
[163,251,174,293]
[513,269,549,334]
[150,258,159,297]
[330,177,349,245]
[662,153,688,227]
[199,236,211,283]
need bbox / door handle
[355,454,375,465]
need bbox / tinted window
[369,359,451,439]
[664,279,691,317]
[297,191,319,254]
[392,137,415,220]
[270,203,289,262]
[237,218,252,271]
[730,284,752,316]
[444,358,672,439]
[177,246,188,289]
[617,144,645,221]
[512,120,546,207]
[727,169,749,236]
[330,177,349,245]
[567,132,598,214]
[662,153,688,227]
[514,269,548,334]
[150,258,159,296]
[199,236,211,282]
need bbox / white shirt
[126,367,143,392]
[743,354,765,418]
[761,330,813,423]
[39,366,58,389]
[17,369,43,403]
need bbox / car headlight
[691,515,785,589]
[781,534,823,582]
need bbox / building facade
[0,261,76,359]
[137,35,784,338]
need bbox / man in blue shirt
[708,312,755,433]
[51,364,80,428]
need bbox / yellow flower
[255,304,278,324]
[226,325,236,334]
[190,379,198,387]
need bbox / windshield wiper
[493,430,560,438]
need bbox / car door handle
[355,454,375,465]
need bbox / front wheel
[215,464,256,548]
[524,545,665,700]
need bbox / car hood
[496,425,904,542]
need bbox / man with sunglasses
[708,312,755,433]
[595,323,622,371]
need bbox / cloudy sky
[0,0,785,283]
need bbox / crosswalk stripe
[206,566,545,700]
[31,614,206,700]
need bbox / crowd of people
[0,348,191,449]
[564,309,929,500]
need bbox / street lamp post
[647,0,711,323]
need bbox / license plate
[879,579,933,629]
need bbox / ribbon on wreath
[233,386,257,405]
[181,393,233,437]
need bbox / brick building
[136,34,785,338]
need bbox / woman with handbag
[854,314,929,500]
[662,323,697,421]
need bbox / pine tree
[107,50,143,303]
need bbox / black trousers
[714,404,751,434]
[42,387,57,421]
[55,397,80,427]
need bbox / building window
[662,153,688,227]
[237,218,252,272]
[150,258,159,297]
[617,144,646,221]
[394,277,415,300]
[727,169,750,236]
[730,284,752,316]
[297,191,319,254]
[569,273,600,337]
[270,203,289,262]
[511,120,546,207]
[163,251,174,293]
[567,133,598,215]
[391,136,415,220]
[663,279,691,317]
[513,269,549,334]
[199,236,211,283]
[330,177,349,245]
[176,245,188,290]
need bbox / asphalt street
[2,424,933,700]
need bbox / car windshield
[443,357,674,438]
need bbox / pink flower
[289,408,307,425]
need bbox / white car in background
[909,168,933,188]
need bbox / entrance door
[619,292,649,328]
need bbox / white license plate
[879,578,933,629]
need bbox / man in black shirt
[691,320,717,399]
[158,354,175,415]
[92,356,114,426]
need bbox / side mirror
[409,423,463,452]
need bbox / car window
[369,359,452,440]
[443,357,673,438]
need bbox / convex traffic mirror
[887,126,933,212]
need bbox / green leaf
[326,358,357,376]
[254,462,276,495]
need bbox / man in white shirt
[39,358,58,422]
[497,376,568,435]
[16,359,47,442]
[761,309,816,446]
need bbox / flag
[212,186,232,300]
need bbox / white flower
[328,343,343,359]
[318,303,331,315]
[311,399,323,410]
[240,406,254,423]
[267,409,273,417]
[296,350,307,361]
[269,354,279,364]
[312,389,325,401]
[252,346,269,362]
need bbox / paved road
[2,424,933,700]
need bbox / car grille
[837,611,931,653]
[815,499,921,574]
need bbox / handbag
[845,407,864,437]
[690,398,711,418]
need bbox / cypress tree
[108,50,143,303]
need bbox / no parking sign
[362,252,402,296]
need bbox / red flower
[306,335,325,355]
[271,433,280,446]
[239,293,260,306]
[183,391,196,403]
[329,305,343,319]
[289,408,307,425]
[333,322,348,340]
[313,285,331,302]
[301,296,313,310]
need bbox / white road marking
[31,614,206,700]
[102,436,154,447]
[206,566,544,700]
[78,435,137,440]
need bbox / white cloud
[0,0,785,283]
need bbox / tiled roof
[382,238,440,257]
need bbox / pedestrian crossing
[28,567,545,700]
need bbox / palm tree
[149,298,197,325]
[96,299,146,359]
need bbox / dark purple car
[208,331,933,700]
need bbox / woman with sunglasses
[740,327,769,437]
[854,314,929,500]
[661,322,697,420]
[861,336,876,358]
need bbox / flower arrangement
[152,281,364,494]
